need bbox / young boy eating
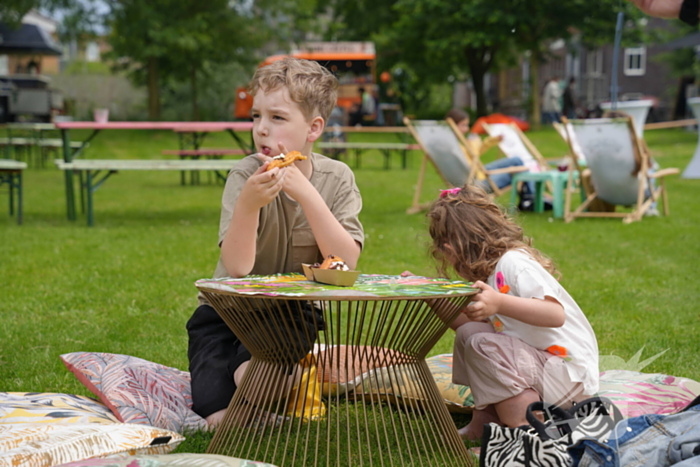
[187,58,364,427]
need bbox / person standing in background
[562,77,577,119]
[541,77,562,124]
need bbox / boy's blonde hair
[428,185,559,283]
[248,57,338,123]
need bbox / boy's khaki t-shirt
[197,152,364,307]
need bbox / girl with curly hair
[428,185,599,441]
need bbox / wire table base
[197,276,477,467]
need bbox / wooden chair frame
[561,116,680,224]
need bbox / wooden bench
[162,148,247,185]
[315,142,421,169]
[162,149,247,158]
[322,126,410,134]
[1,137,86,168]
[54,159,238,226]
[0,159,27,225]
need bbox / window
[624,47,646,76]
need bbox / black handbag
[480,397,623,467]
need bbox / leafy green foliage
[328,0,648,117]
[0,0,70,27]
[105,0,264,120]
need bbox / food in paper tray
[317,255,350,271]
[303,255,359,286]
[266,151,307,171]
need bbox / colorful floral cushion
[426,354,474,413]
[336,354,474,412]
[0,392,119,425]
[423,354,700,417]
[61,352,207,434]
[56,453,277,467]
[0,422,183,467]
[598,369,700,418]
[314,345,408,395]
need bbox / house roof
[0,22,62,56]
[665,31,700,50]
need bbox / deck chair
[482,122,551,173]
[553,121,587,166]
[561,117,679,224]
[403,118,527,214]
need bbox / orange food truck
[234,42,376,121]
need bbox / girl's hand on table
[463,281,501,322]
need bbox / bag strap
[526,397,623,441]
[569,396,623,424]
[526,401,571,440]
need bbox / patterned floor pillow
[313,344,409,395]
[597,369,700,418]
[347,357,475,413]
[55,453,277,467]
[0,423,183,467]
[0,392,118,425]
[61,352,207,434]
[423,354,700,417]
[426,354,474,413]
[66,350,696,424]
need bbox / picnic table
[322,125,410,134]
[315,141,421,169]
[54,159,239,226]
[1,123,82,168]
[171,124,252,185]
[0,159,27,225]
[53,121,254,222]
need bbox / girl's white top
[486,249,599,395]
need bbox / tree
[374,0,521,117]
[328,0,523,116]
[106,0,266,120]
[1,0,95,31]
[503,0,645,124]
[329,0,645,119]
[106,0,322,120]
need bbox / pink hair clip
[439,187,461,198]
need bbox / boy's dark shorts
[186,302,324,419]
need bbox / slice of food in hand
[265,151,307,171]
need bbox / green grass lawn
[1,125,699,463]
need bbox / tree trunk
[529,54,541,128]
[465,46,496,118]
[471,71,488,117]
[190,66,199,121]
[147,57,160,120]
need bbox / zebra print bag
[480,397,622,467]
